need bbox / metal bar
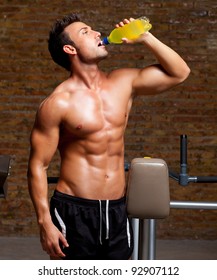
[169,170,179,181]
[147,219,156,260]
[140,219,147,260]
[170,200,217,210]
[138,219,144,259]
[131,218,139,260]
[136,200,217,261]
[179,134,189,186]
[195,176,217,183]
[0,155,11,198]
[139,219,156,260]
[180,134,187,165]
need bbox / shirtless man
[27,13,190,260]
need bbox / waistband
[53,190,126,207]
[53,190,126,245]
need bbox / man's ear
[63,45,77,55]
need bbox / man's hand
[40,222,69,258]
[115,17,134,28]
[115,18,150,44]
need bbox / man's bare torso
[43,70,135,200]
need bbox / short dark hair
[48,13,81,71]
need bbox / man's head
[48,13,108,72]
[48,13,81,71]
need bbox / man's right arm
[27,100,68,258]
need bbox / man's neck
[70,62,104,90]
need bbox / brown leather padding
[126,158,170,219]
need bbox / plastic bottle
[102,17,152,45]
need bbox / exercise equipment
[127,158,170,260]
[0,155,11,198]
[170,135,217,185]
[127,158,170,219]
[129,135,217,260]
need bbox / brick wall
[0,0,217,239]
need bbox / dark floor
[0,237,217,260]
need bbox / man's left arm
[126,32,190,95]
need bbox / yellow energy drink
[103,17,152,45]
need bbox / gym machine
[0,155,11,198]
[129,135,217,260]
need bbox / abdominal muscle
[55,137,126,200]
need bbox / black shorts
[50,190,134,260]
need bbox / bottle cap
[138,16,150,22]
[102,37,109,45]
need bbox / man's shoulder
[36,89,71,125]
[40,81,73,110]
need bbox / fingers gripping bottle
[102,17,152,45]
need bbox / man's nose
[95,31,101,37]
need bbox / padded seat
[127,158,170,219]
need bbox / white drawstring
[106,200,109,239]
[54,208,66,238]
[54,208,66,249]
[99,200,110,244]
[99,200,102,245]
[126,218,131,248]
